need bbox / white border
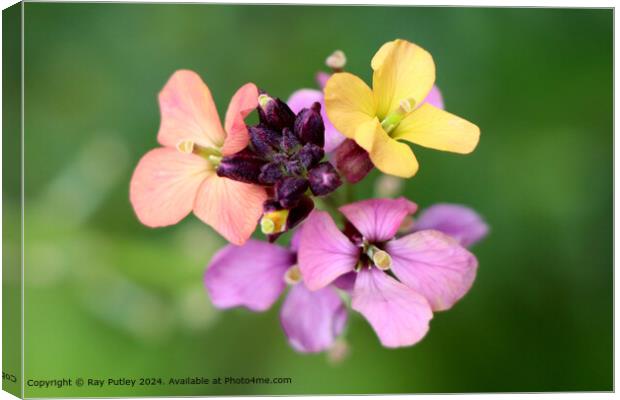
[0,1,616,400]
[20,0,24,398]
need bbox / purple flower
[412,203,489,247]
[298,197,478,348]
[204,236,347,353]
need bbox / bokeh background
[5,4,613,396]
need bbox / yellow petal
[354,118,419,178]
[392,103,480,154]
[324,72,375,139]
[370,40,396,70]
[372,39,435,119]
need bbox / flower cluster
[130,39,487,356]
[217,93,342,240]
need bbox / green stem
[344,182,354,204]
[314,182,356,222]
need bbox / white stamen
[380,97,417,134]
[398,97,416,114]
[258,94,272,108]
[372,250,392,270]
[284,265,302,285]
[260,218,275,234]
[326,50,347,70]
[374,175,404,198]
[176,139,195,154]
[366,244,392,270]
[327,338,350,365]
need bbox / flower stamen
[260,209,290,234]
[373,250,392,270]
[284,264,302,285]
[258,94,273,108]
[366,244,392,270]
[176,140,223,167]
[380,97,416,135]
[326,50,347,72]
[176,139,195,154]
[207,155,222,167]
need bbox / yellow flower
[324,39,480,178]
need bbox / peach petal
[130,148,210,227]
[193,175,267,245]
[157,70,226,149]
[222,83,259,156]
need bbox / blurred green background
[7,3,613,396]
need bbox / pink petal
[287,89,345,153]
[280,284,347,353]
[414,203,489,247]
[205,240,294,311]
[421,85,444,110]
[339,197,417,242]
[298,211,359,290]
[315,71,330,89]
[386,230,478,311]
[129,148,209,227]
[157,70,226,149]
[287,89,322,114]
[289,227,303,253]
[193,175,267,245]
[222,83,259,156]
[332,272,356,292]
[352,268,433,348]
[324,118,347,152]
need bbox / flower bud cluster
[217,92,342,240]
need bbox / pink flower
[412,203,489,247]
[130,70,267,245]
[204,235,347,353]
[298,197,478,348]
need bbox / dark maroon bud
[258,94,296,130]
[285,159,304,176]
[275,176,309,208]
[286,195,314,231]
[308,162,342,196]
[272,153,288,164]
[258,162,285,185]
[297,143,324,169]
[281,128,301,153]
[263,199,282,213]
[342,220,364,246]
[267,196,314,243]
[216,149,265,184]
[294,102,324,147]
[266,233,281,243]
[333,138,374,183]
[249,125,280,157]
